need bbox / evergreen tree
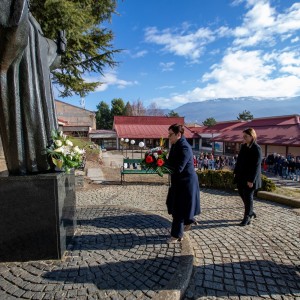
[237,110,254,120]
[96,101,112,129]
[166,110,180,117]
[30,0,120,97]
[124,101,133,116]
[111,98,125,117]
[202,117,217,126]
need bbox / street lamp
[125,138,129,157]
[120,138,124,155]
[139,141,145,159]
[130,139,135,159]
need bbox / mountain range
[170,96,300,124]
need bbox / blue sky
[56,0,300,111]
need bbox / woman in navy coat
[166,124,201,243]
[234,128,262,226]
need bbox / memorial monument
[0,0,75,262]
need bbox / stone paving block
[1,186,300,299]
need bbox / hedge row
[196,170,276,192]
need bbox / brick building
[55,100,96,137]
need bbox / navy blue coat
[166,136,201,219]
[234,141,262,190]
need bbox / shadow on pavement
[194,219,239,229]
[190,260,300,298]
[69,233,169,251]
[41,258,300,298]
[76,213,171,230]
[42,255,190,295]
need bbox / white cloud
[152,49,300,108]
[233,1,300,47]
[291,36,300,43]
[83,71,138,92]
[159,62,175,72]
[144,25,215,62]
[203,50,274,82]
[156,85,175,90]
[145,1,300,109]
[277,51,300,66]
[131,50,148,58]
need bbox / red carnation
[157,150,162,155]
[146,155,154,164]
[156,158,164,167]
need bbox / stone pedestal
[0,172,76,262]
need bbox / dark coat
[166,136,201,219]
[234,141,262,189]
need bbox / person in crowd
[165,124,201,243]
[208,154,215,170]
[197,155,203,170]
[288,157,296,180]
[215,156,221,170]
[266,153,275,172]
[193,155,197,169]
[234,128,262,226]
[295,158,300,182]
[203,156,209,170]
[281,158,289,179]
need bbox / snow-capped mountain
[172,96,300,123]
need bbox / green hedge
[196,170,276,192]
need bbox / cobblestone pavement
[76,185,300,300]
[0,184,299,299]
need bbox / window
[202,138,212,148]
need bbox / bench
[120,158,170,184]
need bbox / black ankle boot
[239,215,251,226]
[249,212,257,219]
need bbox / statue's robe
[0,0,58,175]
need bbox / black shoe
[249,212,257,219]
[239,216,251,226]
[184,221,199,232]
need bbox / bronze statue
[0,0,64,175]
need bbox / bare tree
[146,102,164,116]
[131,99,146,116]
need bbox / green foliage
[96,101,112,129]
[197,170,276,192]
[197,170,236,190]
[202,117,217,126]
[259,174,276,192]
[237,110,254,120]
[166,110,180,117]
[124,101,133,116]
[111,98,125,116]
[30,0,120,97]
[69,136,100,158]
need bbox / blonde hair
[243,128,257,141]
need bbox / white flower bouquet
[46,130,85,173]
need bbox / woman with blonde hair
[234,128,262,226]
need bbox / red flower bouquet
[141,147,172,177]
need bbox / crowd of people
[264,153,300,181]
[193,153,238,171]
[193,152,300,182]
